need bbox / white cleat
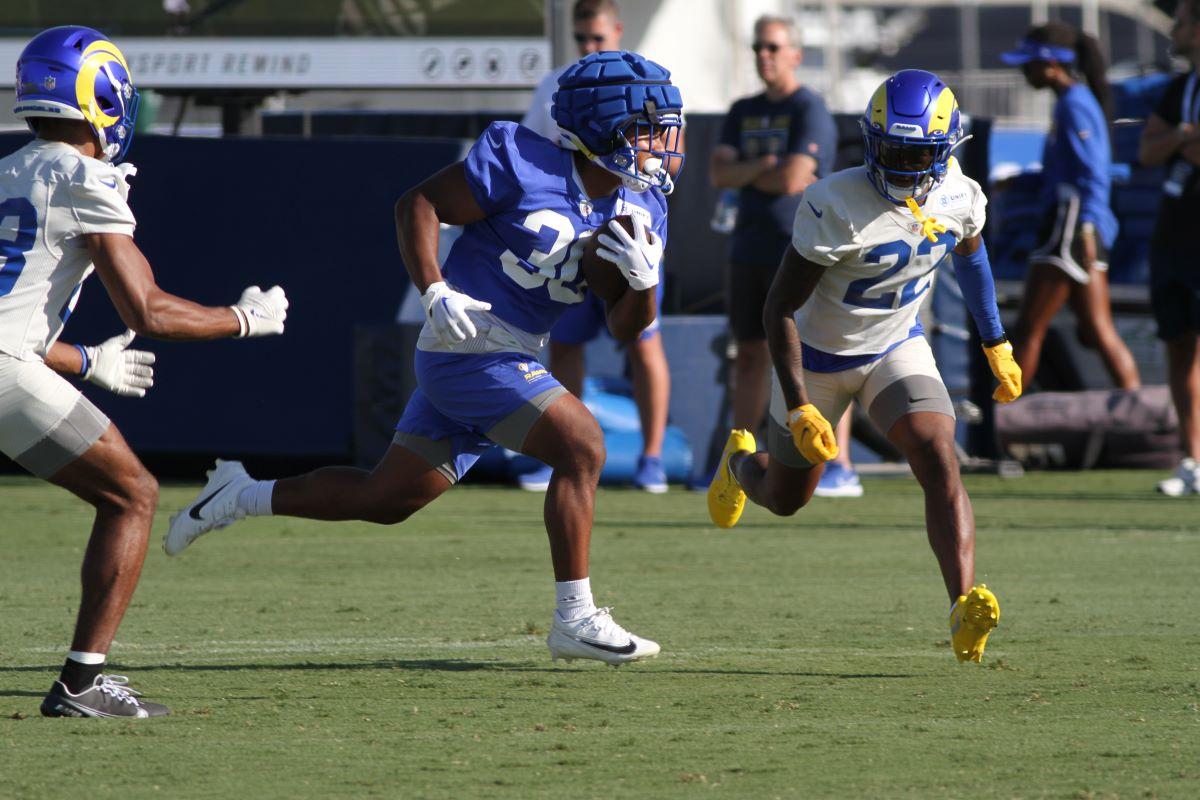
[1157,457,1200,497]
[546,607,660,666]
[164,460,254,556]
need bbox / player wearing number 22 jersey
[707,70,1024,663]
[166,51,683,668]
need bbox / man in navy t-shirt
[710,15,855,495]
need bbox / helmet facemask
[78,51,139,163]
[860,70,968,205]
[595,101,684,194]
[862,124,958,203]
[551,51,685,194]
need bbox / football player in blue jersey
[520,0,677,495]
[167,51,683,666]
[706,71,1020,662]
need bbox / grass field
[1,471,1197,799]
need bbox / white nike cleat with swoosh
[164,459,254,556]
[546,607,660,666]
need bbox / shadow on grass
[1,659,915,681]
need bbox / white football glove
[232,285,289,338]
[420,281,492,345]
[596,216,662,292]
[81,329,155,398]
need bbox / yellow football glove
[787,403,839,464]
[983,340,1022,403]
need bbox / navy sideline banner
[0,132,461,458]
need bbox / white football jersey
[0,140,136,361]
[791,158,986,356]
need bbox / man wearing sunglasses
[521,0,677,494]
[710,16,850,496]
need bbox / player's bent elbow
[605,300,656,343]
[121,308,161,339]
[608,312,655,343]
[761,295,793,334]
[394,191,415,224]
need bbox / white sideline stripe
[5,636,954,662]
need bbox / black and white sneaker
[40,675,170,718]
[546,607,660,666]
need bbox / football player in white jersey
[706,71,1023,663]
[2,26,288,717]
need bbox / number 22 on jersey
[842,230,956,310]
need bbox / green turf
[1,472,1197,799]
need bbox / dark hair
[573,0,620,22]
[1026,20,1112,119]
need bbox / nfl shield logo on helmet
[42,75,55,90]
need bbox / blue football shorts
[393,350,568,483]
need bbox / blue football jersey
[446,121,669,335]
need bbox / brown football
[580,215,635,304]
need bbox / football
[580,215,636,304]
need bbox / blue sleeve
[951,239,1005,343]
[789,95,839,176]
[1059,95,1112,229]
[463,122,525,215]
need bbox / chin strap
[904,196,948,243]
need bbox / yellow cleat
[707,429,756,529]
[949,584,1001,663]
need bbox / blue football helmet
[861,70,964,204]
[13,26,139,163]
[552,51,684,194]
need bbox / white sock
[66,650,105,665]
[555,578,596,622]
[237,480,275,516]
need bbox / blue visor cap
[1000,39,1076,65]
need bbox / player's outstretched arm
[45,332,155,397]
[87,233,287,341]
[763,245,838,463]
